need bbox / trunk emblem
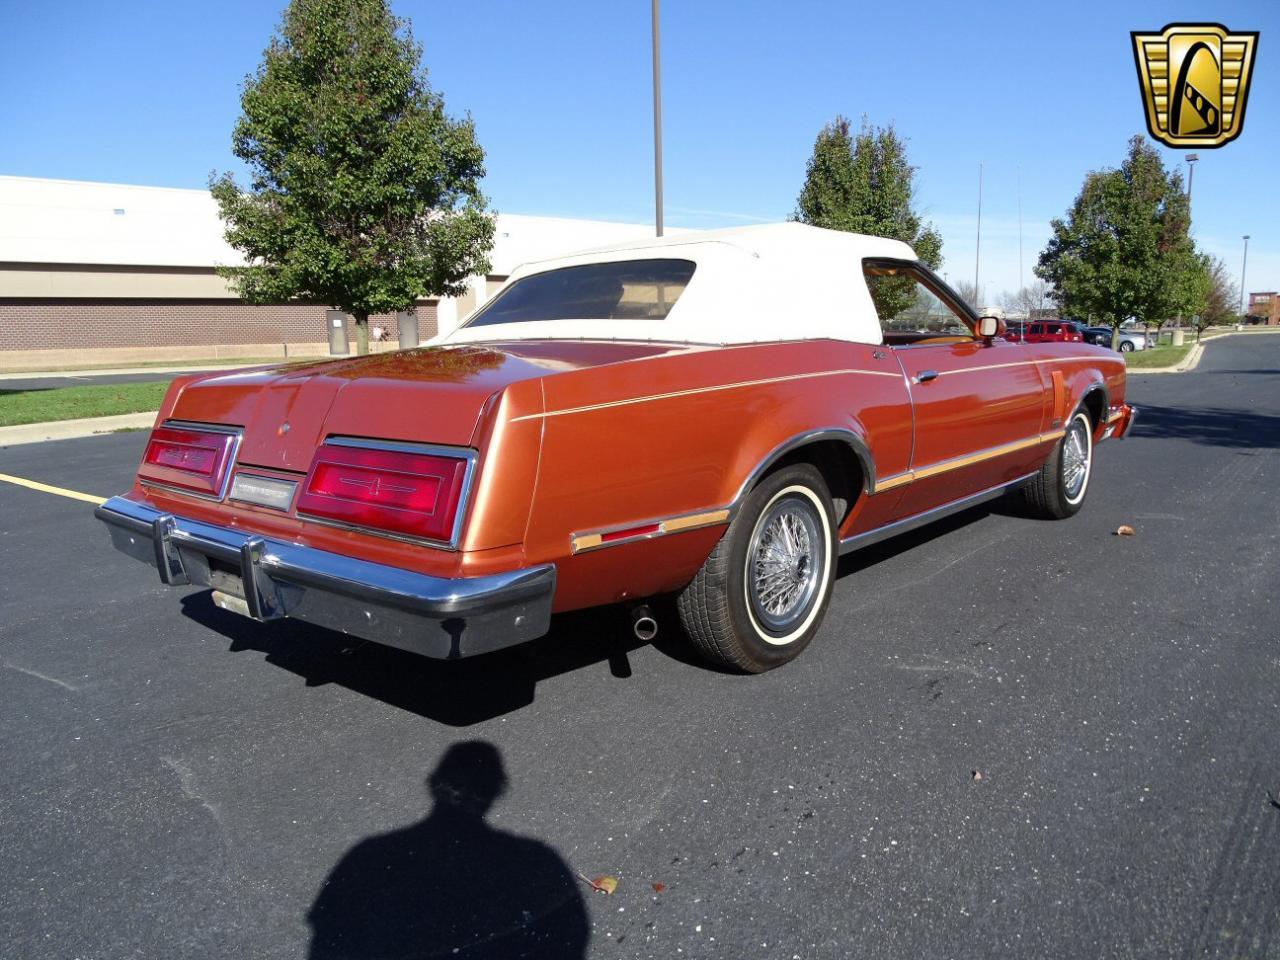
[278,422,291,436]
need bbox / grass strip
[0,381,168,427]
[1124,344,1193,369]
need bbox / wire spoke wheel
[1059,419,1090,499]
[747,496,823,635]
[1062,417,1092,501]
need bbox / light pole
[974,161,983,306]
[1240,234,1250,319]
[651,0,664,237]
[1185,153,1199,220]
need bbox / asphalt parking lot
[2,335,1278,960]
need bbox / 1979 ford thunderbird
[96,224,1135,672]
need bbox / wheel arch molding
[731,427,875,519]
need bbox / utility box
[327,310,349,355]
[397,310,419,348]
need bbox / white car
[1115,326,1148,352]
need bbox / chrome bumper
[94,496,555,659]
[1107,404,1138,440]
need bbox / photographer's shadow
[308,741,587,959]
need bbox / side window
[863,262,973,339]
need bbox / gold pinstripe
[512,368,903,422]
[873,429,1066,493]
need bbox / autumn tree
[211,0,494,354]
[795,116,942,318]
[1036,136,1200,348]
[1190,255,1239,338]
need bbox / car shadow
[179,591,711,726]
[306,741,588,959]
[1127,403,1280,450]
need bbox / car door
[865,260,1049,519]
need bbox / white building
[0,176,668,370]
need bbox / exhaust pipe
[631,604,658,641]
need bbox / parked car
[1115,326,1148,352]
[1007,320,1085,344]
[1001,320,1029,341]
[95,224,1135,673]
[1078,325,1148,351]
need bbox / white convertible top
[435,222,917,347]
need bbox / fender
[731,426,876,505]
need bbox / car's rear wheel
[1022,410,1094,519]
[1119,340,1135,352]
[677,463,837,673]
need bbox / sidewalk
[0,411,157,447]
[0,360,276,381]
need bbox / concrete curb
[1124,328,1278,374]
[0,411,158,447]
[1133,341,1205,374]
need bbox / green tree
[1036,136,1199,348]
[794,116,942,319]
[211,0,494,355]
[1190,255,1238,338]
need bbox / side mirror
[977,316,1004,339]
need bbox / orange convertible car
[97,224,1135,672]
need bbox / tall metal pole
[651,0,664,237]
[1017,167,1024,299]
[974,161,983,304]
[1240,235,1250,318]
[1185,153,1198,220]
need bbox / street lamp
[974,161,983,303]
[1240,235,1250,320]
[1185,153,1199,221]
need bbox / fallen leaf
[652,882,666,894]
[591,875,619,895]
[971,770,983,781]
[1115,525,1136,537]
[577,872,619,895]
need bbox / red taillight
[139,425,238,496]
[296,442,471,543]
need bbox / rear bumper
[94,496,555,660]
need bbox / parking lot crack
[2,659,80,692]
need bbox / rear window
[466,259,696,327]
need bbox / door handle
[914,370,939,383]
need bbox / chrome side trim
[302,435,480,551]
[95,496,555,659]
[570,507,731,554]
[839,473,1035,555]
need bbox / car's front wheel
[1022,410,1094,519]
[1119,340,1135,352]
[677,463,837,673]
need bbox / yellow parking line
[0,472,106,505]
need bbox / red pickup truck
[1005,320,1084,344]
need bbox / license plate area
[207,559,246,599]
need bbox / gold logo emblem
[1131,23,1259,148]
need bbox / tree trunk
[355,313,370,356]
[1111,325,1120,350]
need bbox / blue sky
[1,0,1276,303]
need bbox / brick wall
[0,300,438,352]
